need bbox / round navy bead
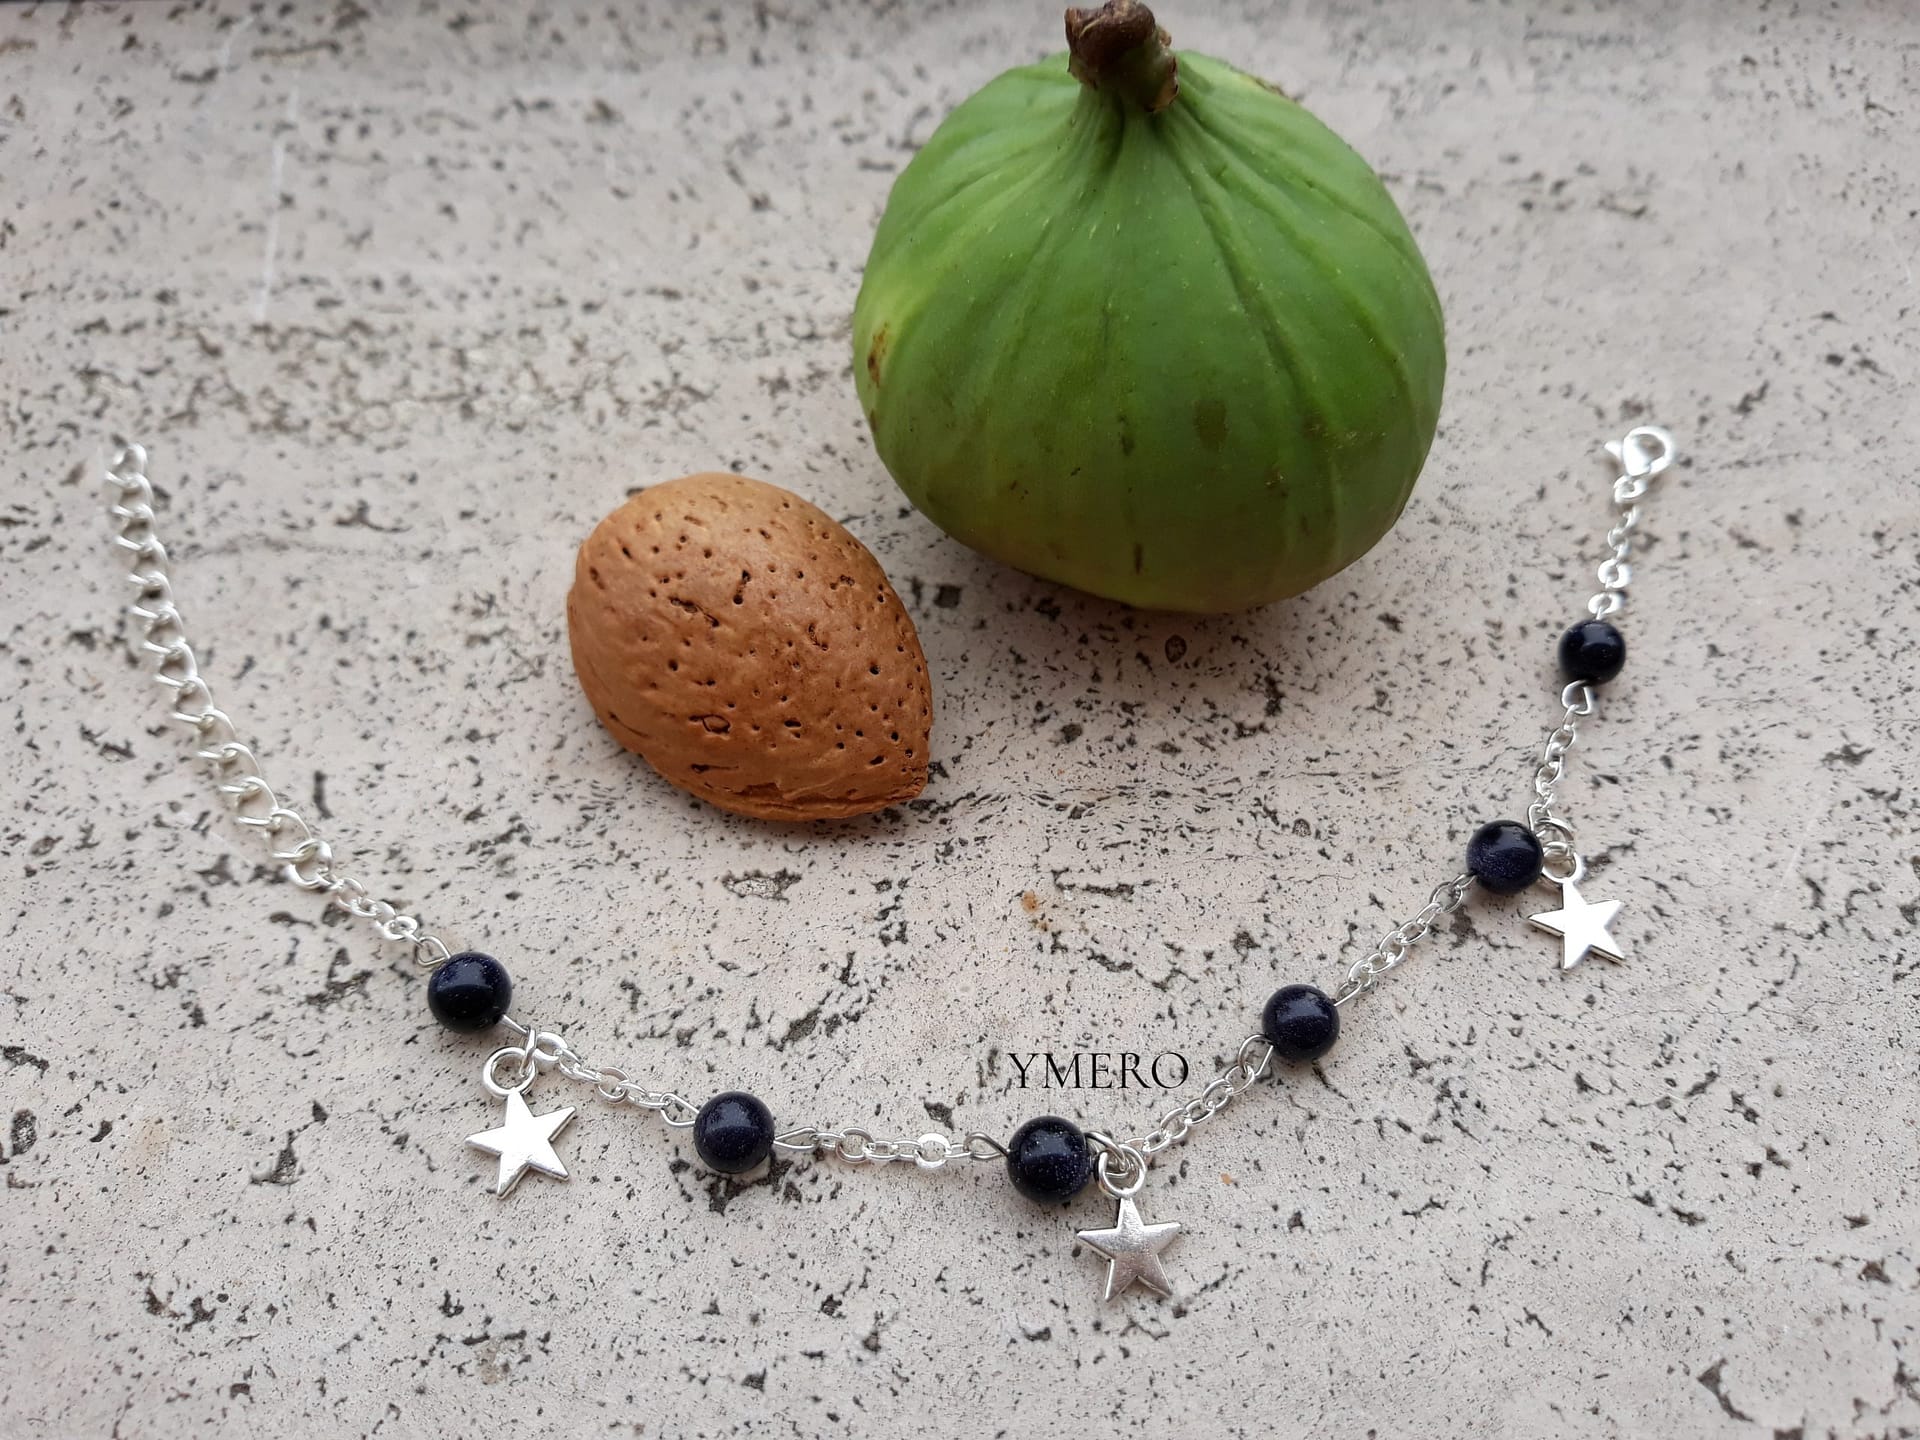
[1558,619,1627,685]
[1004,1115,1093,1205]
[692,1091,775,1175]
[426,952,512,1033]
[1467,819,1545,895]
[1262,983,1340,1064]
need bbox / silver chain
[103,443,453,970]
[1331,424,1674,1005]
[1120,1034,1275,1158]
[1527,682,1594,876]
[103,439,1004,1172]
[772,1126,1011,1169]
[1587,425,1672,619]
[1335,873,1477,1005]
[488,1021,1010,1170]
[103,426,1672,1182]
[1531,423,1674,876]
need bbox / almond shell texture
[567,472,932,821]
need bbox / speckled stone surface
[3,3,1916,1436]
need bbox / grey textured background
[3,2,1916,1436]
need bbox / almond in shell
[567,472,932,820]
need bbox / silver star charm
[466,1089,576,1197]
[1529,881,1626,970]
[1077,1195,1182,1302]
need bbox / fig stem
[1065,1,1179,114]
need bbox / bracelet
[102,424,1675,1303]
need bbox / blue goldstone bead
[1467,819,1544,895]
[426,952,512,1033]
[693,1091,775,1175]
[1558,619,1627,685]
[1005,1115,1093,1205]
[1262,983,1340,1064]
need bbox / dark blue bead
[1005,1115,1093,1205]
[693,1091,775,1175]
[427,952,512,1032]
[1262,983,1340,1064]
[1467,820,1544,895]
[1558,619,1627,684]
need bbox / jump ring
[1540,848,1587,887]
[480,1045,537,1097]
[1092,1142,1148,1199]
[525,1030,567,1071]
[1533,815,1577,850]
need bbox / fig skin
[567,474,932,821]
[852,13,1445,614]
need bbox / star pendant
[466,1089,576,1197]
[1529,880,1626,970]
[1077,1195,1183,1302]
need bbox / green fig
[852,1,1446,613]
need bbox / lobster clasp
[1605,425,1676,482]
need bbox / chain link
[103,443,454,969]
